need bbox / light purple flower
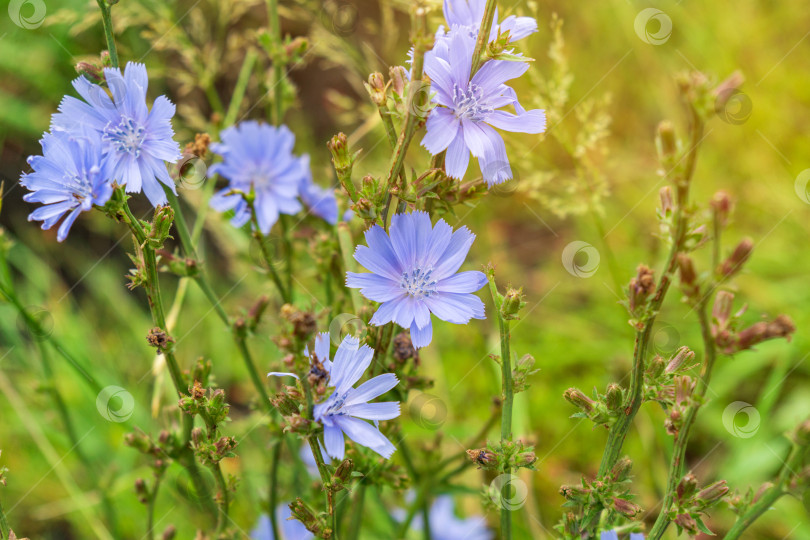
[440,0,538,44]
[251,504,313,540]
[313,335,400,460]
[209,121,305,234]
[600,531,645,540]
[420,29,546,185]
[346,211,487,349]
[394,495,493,540]
[298,156,338,225]
[51,62,181,206]
[20,131,113,242]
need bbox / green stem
[381,7,428,230]
[212,465,230,533]
[337,222,363,313]
[470,0,496,74]
[265,0,285,125]
[224,49,259,126]
[345,482,366,540]
[723,443,808,540]
[0,492,10,540]
[234,336,272,409]
[280,215,294,303]
[268,442,282,540]
[145,475,163,540]
[488,276,513,540]
[95,0,119,68]
[648,299,718,539]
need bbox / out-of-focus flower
[209,121,305,234]
[420,31,545,185]
[251,504,313,540]
[346,211,487,348]
[393,494,492,540]
[51,62,180,206]
[599,531,645,540]
[298,156,338,225]
[20,131,113,241]
[313,335,400,459]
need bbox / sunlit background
[0,0,808,538]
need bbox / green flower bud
[695,480,729,508]
[564,388,595,413]
[365,72,387,106]
[656,120,677,162]
[610,456,633,482]
[605,383,624,412]
[501,287,525,319]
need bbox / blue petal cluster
[601,531,645,540]
[209,121,338,233]
[420,21,545,185]
[346,211,487,348]
[394,495,493,540]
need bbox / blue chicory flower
[346,211,487,349]
[440,0,538,44]
[50,62,181,207]
[251,504,313,540]
[298,156,338,225]
[313,335,400,460]
[20,131,113,242]
[209,121,305,234]
[600,531,645,540]
[394,495,493,540]
[420,29,546,185]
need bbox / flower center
[452,83,493,122]
[400,268,437,300]
[103,116,145,157]
[65,166,99,207]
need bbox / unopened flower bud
[605,384,623,412]
[611,456,633,482]
[75,61,103,83]
[695,480,729,507]
[389,65,408,95]
[334,459,354,484]
[612,497,642,517]
[718,238,754,277]
[794,418,810,446]
[674,512,697,532]
[677,254,697,290]
[515,450,536,468]
[559,484,588,500]
[676,472,698,502]
[161,525,176,540]
[135,478,149,504]
[271,392,300,416]
[247,295,270,331]
[753,482,773,503]
[712,71,745,111]
[564,388,595,413]
[289,498,318,531]
[500,287,525,319]
[711,190,733,227]
[647,355,666,378]
[656,120,677,162]
[712,291,735,329]
[666,346,694,374]
[735,314,796,352]
[365,72,387,106]
[148,205,174,248]
[392,332,417,364]
[659,186,674,214]
[628,264,655,313]
[191,427,205,447]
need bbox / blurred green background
[0,0,808,538]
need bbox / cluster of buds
[271,386,312,434]
[711,291,795,354]
[145,205,175,249]
[349,175,389,224]
[125,429,174,507]
[179,381,231,427]
[467,439,536,472]
[563,384,624,428]
[726,482,772,516]
[190,427,237,466]
[289,498,332,538]
[643,346,697,431]
[668,473,729,536]
[559,457,640,523]
[511,354,539,394]
[327,133,360,203]
[233,295,271,338]
[627,264,656,322]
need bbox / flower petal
[343,373,399,407]
[410,319,433,348]
[436,271,487,293]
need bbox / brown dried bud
[673,512,697,532]
[559,484,588,500]
[676,472,698,502]
[183,133,211,159]
[247,295,270,330]
[467,448,496,468]
[711,190,733,227]
[677,254,698,289]
[794,418,810,446]
[659,186,674,214]
[146,327,174,351]
[718,238,754,277]
[161,525,176,540]
[392,332,418,364]
[135,478,149,504]
[612,497,642,517]
[628,264,655,313]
